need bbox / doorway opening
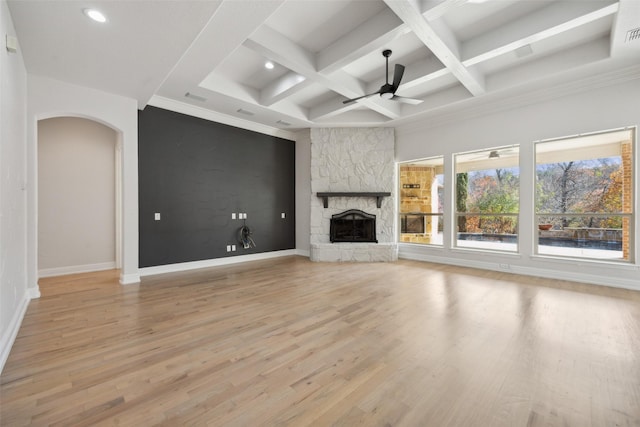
[37,117,122,277]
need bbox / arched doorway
[37,117,122,277]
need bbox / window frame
[453,146,521,253]
[533,127,635,263]
[398,156,444,247]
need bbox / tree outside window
[455,147,520,252]
[535,128,634,261]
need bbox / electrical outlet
[499,263,510,270]
[231,245,236,251]
[226,245,231,252]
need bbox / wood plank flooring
[1,256,639,426]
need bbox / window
[399,157,444,245]
[535,128,634,262]
[454,147,520,252]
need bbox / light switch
[281,212,286,219]
[231,245,236,251]
[154,213,161,221]
[232,213,236,220]
[226,245,231,252]
[6,35,18,53]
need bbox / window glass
[455,147,520,252]
[535,129,634,262]
[399,157,444,245]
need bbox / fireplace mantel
[316,192,391,208]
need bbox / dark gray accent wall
[138,106,295,268]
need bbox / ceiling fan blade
[390,95,423,105]
[392,64,405,90]
[342,91,380,104]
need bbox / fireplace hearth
[330,209,377,243]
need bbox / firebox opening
[330,209,377,243]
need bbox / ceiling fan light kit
[343,49,423,105]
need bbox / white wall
[295,129,311,256]
[27,75,139,286]
[395,79,640,289]
[0,0,30,371]
[38,117,117,276]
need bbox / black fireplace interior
[330,209,377,243]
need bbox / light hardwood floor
[1,257,639,426]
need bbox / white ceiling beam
[364,56,447,96]
[158,1,285,93]
[245,26,317,75]
[260,72,311,106]
[309,96,361,121]
[462,1,620,66]
[397,84,472,116]
[396,57,449,91]
[245,26,402,119]
[338,73,402,119]
[199,73,260,104]
[199,73,310,122]
[317,8,410,74]
[383,0,485,96]
[421,0,469,20]
[264,99,311,122]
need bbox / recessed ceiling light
[264,61,274,70]
[83,8,107,23]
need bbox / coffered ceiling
[8,0,640,131]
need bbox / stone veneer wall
[622,140,632,260]
[310,128,397,262]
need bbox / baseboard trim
[28,286,41,299]
[0,292,29,374]
[139,250,299,277]
[120,273,141,285]
[399,249,640,291]
[38,262,116,278]
[295,249,310,257]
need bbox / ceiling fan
[343,50,423,105]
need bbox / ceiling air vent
[236,108,254,116]
[184,92,207,102]
[276,120,291,126]
[626,27,640,43]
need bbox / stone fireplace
[310,128,397,262]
